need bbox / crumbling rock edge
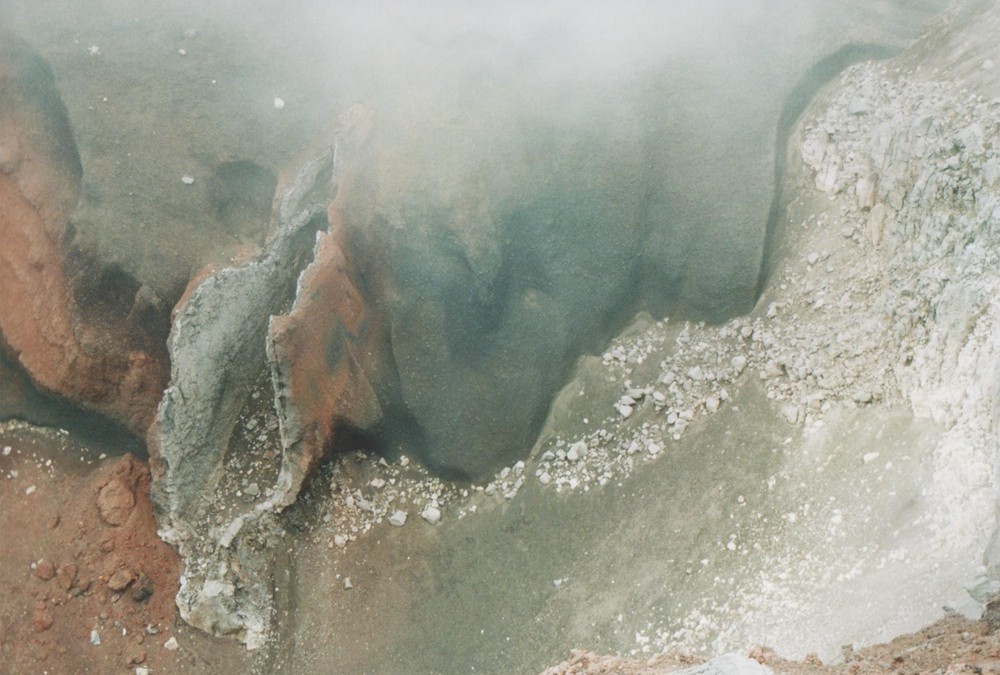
[148,111,391,648]
[0,31,169,436]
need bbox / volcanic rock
[33,559,55,581]
[97,478,136,526]
[107,569,134,592]
[0,32,169,435]
[267,112,388,506]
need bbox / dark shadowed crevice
[0,347,146,457]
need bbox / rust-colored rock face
[266,110,390,503]
[0,33,168,435]
[268,185,388,502]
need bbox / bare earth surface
[5,1,1000,674]
[0,422,247,673]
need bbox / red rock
[267,111,389,504]
[97,478,136,526]
[33,559,55,581]
[107,568,134,592]
[0,32,169,436]
[31,610,53,633]
[56,563,78,591]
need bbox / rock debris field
[9,0,1000,673]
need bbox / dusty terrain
[0,422,244,673]
[5,1,1000,674]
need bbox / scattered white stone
[863,452,880,464]
[567,441,587,462]
[806,252,820,266]
[343,576,353,589]
[538,471,552,485]
[181,175,195,185]
[88,45,101,56]
[848,97,869,114]
[178,48,187,56]
[781,404,799,425]
[2,446,10,456]
[25,485,35,495]
[333,534,347,547]
[163,636,179,651]
[616,403,634,418]
[273,97,286,110]
[646,442,662,456]
[984,59,995,70]
[136,667,150,675]
[388,510,407,527]
[90,629,101,646]
[421,505,441,525]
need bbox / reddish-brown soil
[544,615,1000,674]
[0,425,184,673]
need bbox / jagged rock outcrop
[148,143,337,647]
[0,32,168,435]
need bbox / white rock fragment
[781,404,799,425]
[388,510,407,527]
[88,45,101,56]
[273,97,286,110]
[848,97,869,115]
[90,629,101,646]
[567,441,587,462]
[616,403,634,418]
[343,577,353,589]
[181,175,195,185]
[25,485,35,495]
[421,505,441,525]
[178,48,187,56]
[863,452,880,464]
[333,534,347,548]
[538,471,552,485]
[136,667,150,675]
[852,389,873,404]
[731,355,747,374]
[163,636,179,651]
